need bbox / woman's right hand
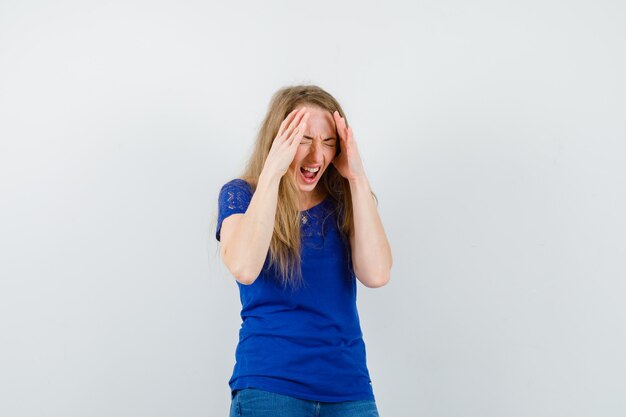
[262,107,309,178]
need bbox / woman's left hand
[332,111,366,182]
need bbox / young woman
[216,85,392,417]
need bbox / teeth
[303,166,320,173]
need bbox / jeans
[229,388,380,417]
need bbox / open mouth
[299,166,320,184]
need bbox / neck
[299,189,326,211]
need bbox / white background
[1,1,625,416]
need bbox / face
[288,105,338,197]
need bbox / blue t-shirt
[216,178,375,402]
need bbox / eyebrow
[302,135,337,140]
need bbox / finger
[332,112,342,138]
[276,108,301,139]
[333,111,342,130]
[298,111,310,128]
[281,107,307,141]
[333,110,345,125]
[341,119,349,141]
[337,122,347,142]
[292,128,304,148]
[340,115,348,132]
[333,111,348,139]
[288,119,307,145]
[276,108,302,141]
[285,111,309,144]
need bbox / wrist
[348,175,369,189]
[259,168,282,189]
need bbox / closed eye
[300,140,336,147]
[302,135,336,141]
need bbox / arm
[330,110,392,288]
[349,175,393,288]
[220,171,281,285]
[220,107,309,284]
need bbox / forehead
[293,105,336,135]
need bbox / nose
[308,140,324,162]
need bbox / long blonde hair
[230,85,376,291]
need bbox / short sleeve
[216,179,254,241]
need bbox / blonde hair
[226,85,376,291]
